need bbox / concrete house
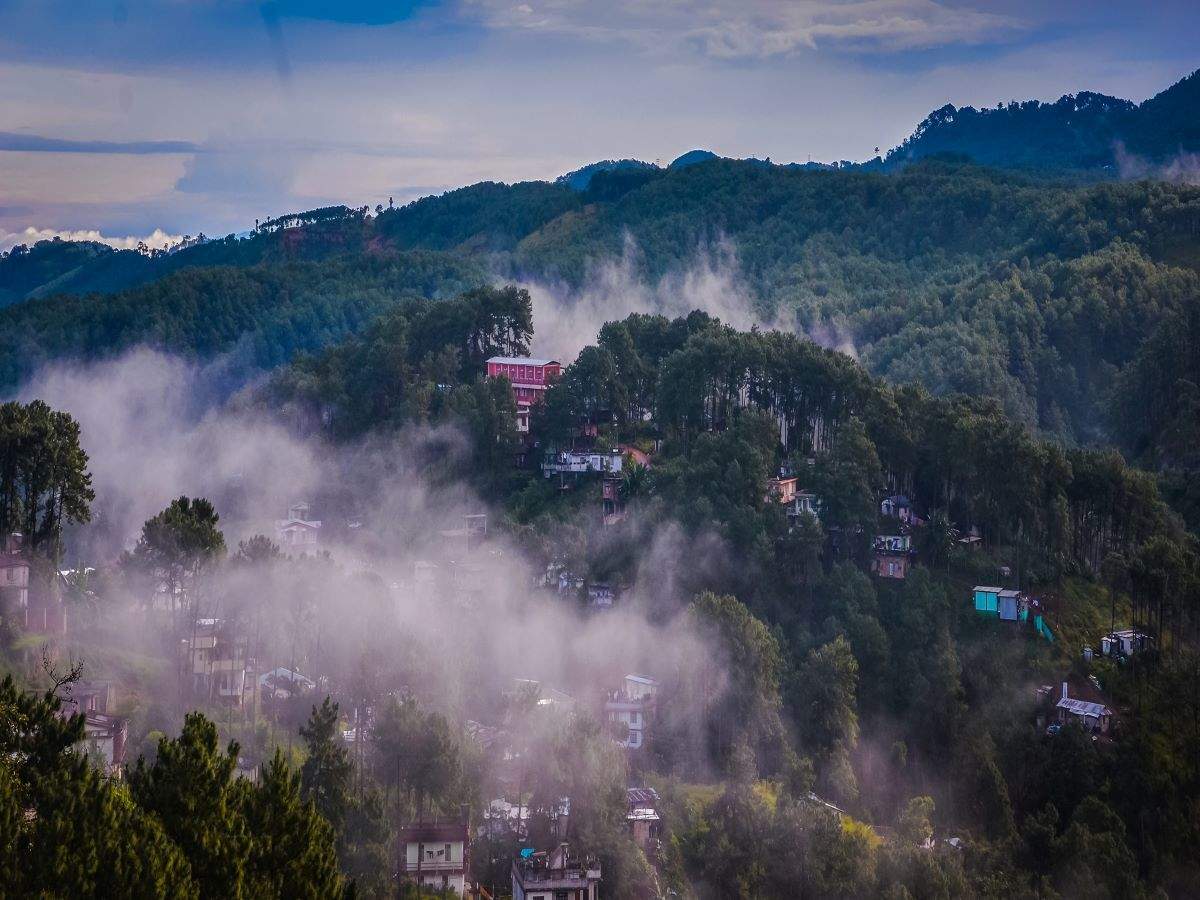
[512,843,601,900]
[183,618,254,706]
[626,787,662,851]
[881,494,913,523]
[605,675,657,749]
[398,813,471,897]
[276,502,321,550]
[487,357,562,433]
[54,681,128,777]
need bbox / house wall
[974,590,999,613]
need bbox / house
[1102,629,1152,658]
[510,678,576,714]
[625,787,662,851]
[586,582,616,609]
[871,534,912,580]
[183,618,254,706]
[481,799,528,841]
[767,477,821,524]
[0,539,30,628]
[767,476,800,505]
[874,534,911,554]
[973,586,1002,614]
[881,494,913,523]
[871,552,909,579]
[1056,683,1112,734]
[792,491,821,523]
[602,475,625,526]
[78,711,129,776]
[257,667,316,700]
[512,843,601,900]
[437,514,489,554]
[398,812,471,897]
[542,450,624,477]
[54,682,127,776]
[276,502,322,550]
[998,589,1021,622]
[1,532,66,635]
[487,356,562,433]
[604,675,657,749]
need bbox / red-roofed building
[487,357,561,432]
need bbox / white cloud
[0,226,183,254]
[463,0,1026,59]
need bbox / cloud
[0,226,183,253]
[0,132,199,154]
[463,0,1027,59]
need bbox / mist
[13,344,738,787]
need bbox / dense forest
[5,285,1198,897]
[886,69,1200,171]
[4,155,1200,526]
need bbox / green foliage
[127,712,251,897]
[0,398,94,561]
[0,250,485,388]
[888,70,1200,170]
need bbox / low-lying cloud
[0,225,184,254]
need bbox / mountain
[887,68,1200,172]
[556,158,658,191]
[668,149,720,169]
[0,239,152,307]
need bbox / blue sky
[0,0,1196,250]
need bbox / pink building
[486,357,561,432]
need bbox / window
[445,842,452,861]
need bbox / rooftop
[397,821,469,843]
[488,356,559,367]
[1057,697,1111,719]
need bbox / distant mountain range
[2,68,1197,310]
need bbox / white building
[398,819,470,897]
[605,675,657,750]
[542,450,624,477]
[276,502,322,549]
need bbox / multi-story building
[398,815,471,897]
[1,532,66,634]
[54,681,128,777]
[512,843,601,900]
[276,502,321,550]
[183,618,254,706]
[486,357,561,433]
[605,674,657,750]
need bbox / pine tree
[243,750,343,899]
[127,712,250,898]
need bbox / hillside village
[2,280,1195,899]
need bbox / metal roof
[973,585,1003,593]
[487,356,559,366]
[1057,697,1111,718]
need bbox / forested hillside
[887,68,1200,171]
[258,300,1200,897]
[0,251,486,386]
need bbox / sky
[0,0,1197,251]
